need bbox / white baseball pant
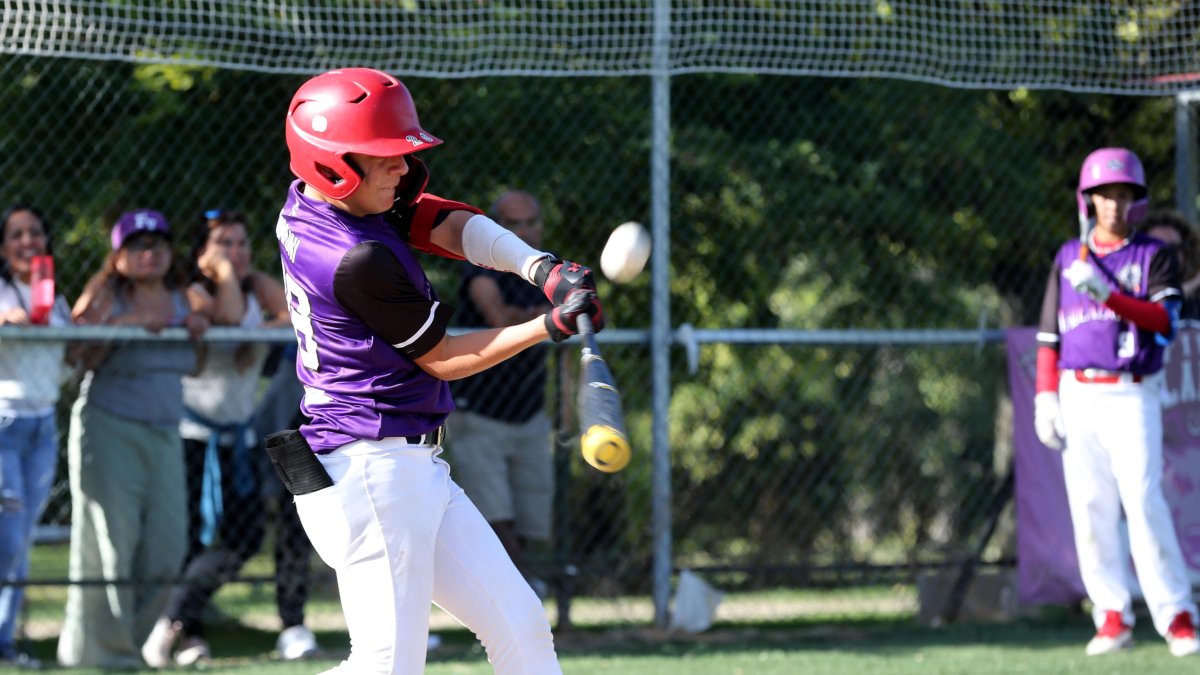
[1059,374,1199,636]
[295,437,561,675]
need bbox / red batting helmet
[1076,147,1149,226]
[285,68,443,199]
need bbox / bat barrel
[574,311,630,472]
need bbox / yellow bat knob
[581,425,631,473]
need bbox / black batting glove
[534,257,597,306]
[545,288,605,342]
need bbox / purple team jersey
[277,180,454,453]
[1037,232,1180,375]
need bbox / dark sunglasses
[124,234,169,252]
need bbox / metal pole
[650,0,673,629]
[1175,93,1199,226]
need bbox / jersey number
[1118,322,1137,359]
[283,270,320,372]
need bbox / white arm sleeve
[460,214,551,284]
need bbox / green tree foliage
[0,54,1180,580]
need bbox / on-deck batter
[1035,146,1200,658]
[271,67,604,674]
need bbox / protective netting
[3,1,1200,92]
[4,0,1200,647]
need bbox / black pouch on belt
[264,429,334,496]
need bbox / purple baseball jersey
[1037,232,1180,375]
[277,180,454,453]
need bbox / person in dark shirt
[448,190,555,597]
[1141,209,1200,320]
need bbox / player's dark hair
[1141,209,1198,276]
[0,202,52,285]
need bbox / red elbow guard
[1036,346,1060,394]
[1104,292,1170,334]
[407,194,483,261]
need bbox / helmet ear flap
[1128,199,1149,224]
[315,163,354,193]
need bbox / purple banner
[1010,326,1200,605]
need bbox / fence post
[1176,92,1199,225]
[650,0,674,630]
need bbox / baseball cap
[111,209,170,250]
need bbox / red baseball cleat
[1167,611,1200,657]
[1086,610,1133,656]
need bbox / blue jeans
[0,414,58,649]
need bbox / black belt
[404,426,446,447]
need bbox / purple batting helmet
[1076,147,1149,227]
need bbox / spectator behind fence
[1141,210,1200,320]
[1033,148,1200,658]
[0,204,72,669]
[141,209,291,667]
[252,344,323,661]
[56,209,239,669]
[447,190,554,598]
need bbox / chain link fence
[3,1,1200,639]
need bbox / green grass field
[8,577,1199,674]
[9,613,1200,674]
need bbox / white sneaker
[277,625,320,661]
[141,616,182,668]
[174,636,211,666]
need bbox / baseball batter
[269,68,603,674]
[1035,147,1199,657]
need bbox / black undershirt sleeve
[333,241,452,359]
[1146,246,1182,303]
[1036,260,1061,347]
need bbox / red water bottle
[29,255,54,325]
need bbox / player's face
[1090,183,1137,238]
[205,223,252,280]
[342,153,410,217]
[1,209,48,284]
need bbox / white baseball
[600,221,651,284]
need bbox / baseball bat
[1078,212,1091,262]
[575,313,632,473]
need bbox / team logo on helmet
[419,132,434,142]
[405,134,425,147]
